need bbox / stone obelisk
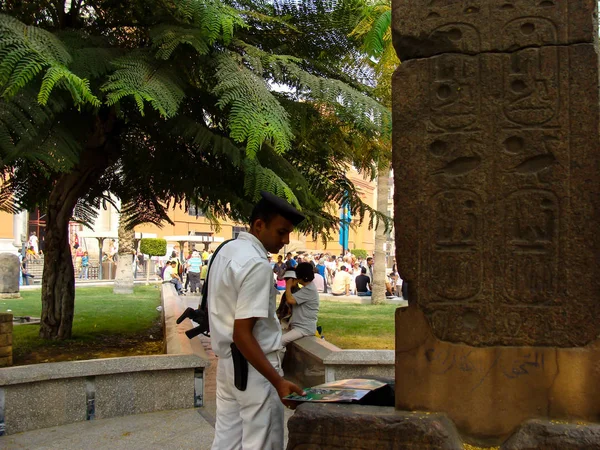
[393,0,600,444]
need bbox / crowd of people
[270,251,403,298]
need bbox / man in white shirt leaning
[209,191,306,450]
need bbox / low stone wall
[0,314,12,367]
[0,285,212,436]
[319,293,408,307]
[0,354,208,435]
[160,283,209,359]
[283,337,395,388]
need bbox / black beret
[256,190,305,226]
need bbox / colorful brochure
[284,378,389,403]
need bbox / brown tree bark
[113,207,135,295]
[39,114,118,339]
[372,163,391,305]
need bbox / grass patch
[0,285,163,365]
[316,301,396,350]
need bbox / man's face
[255,215,294,254]
[367,258,373,266]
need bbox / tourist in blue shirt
[79,252,89,279]
[285,252,297,268]
[186,251,203,293]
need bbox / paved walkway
[0,297,293,449]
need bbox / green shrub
[351,248,368,259]
[140,238,167,256]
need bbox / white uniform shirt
[208,232,281,358]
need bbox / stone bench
[0,354,208,435]
[319,293,408,307]
[283,336,395,388]
[0,284,212,436]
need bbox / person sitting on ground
[331,265,352,296]
[281,262,320,346]
[162,261,184,295]
[355,267,372,296]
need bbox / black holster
[230,343,248,391]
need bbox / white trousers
[211,352,284,450]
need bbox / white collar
[237,232,268,259]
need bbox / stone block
[0,254,19,295]
[501,419,600,450]
[0,354,208,386]
[0,345,12,357]
[4,378,86,434]
[0,356,12,367]
[0,333,12,346]
[0,321,13,333]
[392,44,600,347]
[392,0,597,60]
[95,369,193,419]
[286,403,463,450]
[0,313,13,323]
[395,305,600,443]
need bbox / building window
[188,205,205,217]
[232,226,248,239]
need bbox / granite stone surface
[393,44,600,347]
[0,253,19,295]
[287,403,463,450]
[392,0,597,60]
[323,350,394,365]
[501,419,600,450]
[0,354,208,386]
[4,378,86,434]
[93,369,194,419]
[395,305,600,443]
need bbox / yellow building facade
[0,167,378,258]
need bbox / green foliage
[214,52,294,157]
[350,248,368,259]
[0,14,100,106]
[1,0,391,237]
[140,238,168,257]
[102,55,184,118]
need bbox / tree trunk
[39,113,118,339]
[40,155,110,338]
[372,164,391,305]
[39,198,76,339]
[113,208,135,294]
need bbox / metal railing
[22,258,160,283]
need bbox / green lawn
[317,301,396,350]
[0,285,162,365]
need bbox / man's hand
[276,378,305,409]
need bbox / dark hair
[249,201,280,227]
[367,257,373,262]
[295,262,315,282]
[340,265,346,271]
[361,267,367,274]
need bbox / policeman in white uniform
[209,191,306,450]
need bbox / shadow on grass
[0,285,164,366]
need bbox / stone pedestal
[391,0,600,445]
[0,313,13,367]
[287,403,463,450]
[0,253,20,299]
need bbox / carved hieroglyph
[392,0,600,346]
